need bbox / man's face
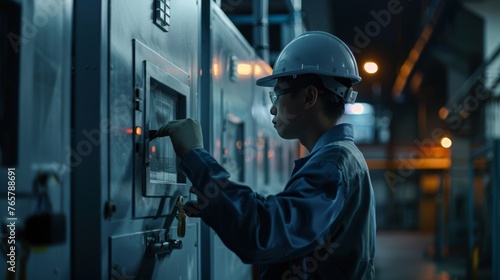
[269,79,304,139]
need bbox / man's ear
[304,85,319,110]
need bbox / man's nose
[270,104,277,115]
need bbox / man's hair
[284,74,349,121]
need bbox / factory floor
[375,231,492,280]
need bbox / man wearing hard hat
[159,31,376,279]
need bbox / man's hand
[157,118,203,157]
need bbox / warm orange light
[409,49,419,61]
[438,107,449,119]
[237,63,252,76]
[364,62,378,74]
[212,63,219,77]
[401,63,412,77]
[151,145,156,153]
[135,126,142,136]
[440,137,452,148]
[254,65,262,76]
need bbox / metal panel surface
[108,0,199,220]
[72,0,200,279]
[106,0,201,276]
[110,223,199,279]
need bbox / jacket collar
[290,123,354,176]
[310,123,355,154]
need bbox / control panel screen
[148,78,178,184]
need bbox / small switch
[134,99,142,111]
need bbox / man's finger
[157,121,177,137]
[184,200,202,218]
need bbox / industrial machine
[0,0,297,279]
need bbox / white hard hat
[256,31,361,103]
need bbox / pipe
[253,0,269,63]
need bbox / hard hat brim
[255,72,290,87]
[256,71,362,87]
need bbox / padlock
[23,173,66,246]
[24,213,66,246]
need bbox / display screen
[148,78,178,184]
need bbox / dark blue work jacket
[180,123,376,279]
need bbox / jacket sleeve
[180,147,346,264]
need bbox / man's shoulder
[313,139,359,159]
[312,140,368,171]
